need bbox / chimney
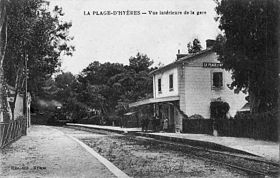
[176,49,188,60]
[206,39,215,48]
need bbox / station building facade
[129,42,247,132]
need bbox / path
[0,125,118,178]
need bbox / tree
[54,72,77,101]
[55,72,76,90]
[79,61,125,86]
[0,0,12,122]
[77,61,126,115]
[187,38,202,54]
[129,52,153,73]
[111,53,154,118]
[43,72,88,122]
[214,0,279,113]
[3,0,74,118]
[108,69,153,102]
[75,53,154,121]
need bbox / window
[169,74,173,91]
[212,72,223,88]
[158,78,162,93]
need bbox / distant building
[129,40,247,132]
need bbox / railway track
[65,126,279,177]
[133,136,279,177]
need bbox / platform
[66,123,279,163]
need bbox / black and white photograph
[0,0,279,177]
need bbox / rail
[66,125,279,177]
[134,135,279,177]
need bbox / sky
[49,0,221,74]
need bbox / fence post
[212,118,218,136]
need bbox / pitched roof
[150,48,213,75]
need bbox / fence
[183,112,278,141]
[217,115,278,141]
[183,119,213,135]
[0,117,27,148]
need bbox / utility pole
[23,53,28,134]
[25,54,28,127]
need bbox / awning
[129,96,180,108]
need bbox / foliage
[129,52,153,73]
[214,0,279,113]
[51,53,154,124]
[4,0,74,106]
[42,72,87,122]
[77,61,125,115]
[55,72,76,89]
[210,101,230,119]
[76,53,154,119]
[187,38,202,54]
[62,98,88,123]
[54,72,77,102]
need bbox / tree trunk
[249,85,261,114]
[10,67,24,120]
[0,0,12,122]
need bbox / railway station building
[129,40,247,132]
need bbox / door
[169,105,175,132]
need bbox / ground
[0,125,115,178]
[61,126,249,178]
[0,125,250,177]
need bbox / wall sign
[203,62,223,68]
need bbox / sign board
[203,62,223,68]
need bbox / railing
[0,117,27,148]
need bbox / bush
[210,101,230,119]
